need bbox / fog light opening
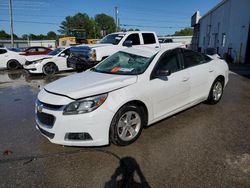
[65,133,93,141]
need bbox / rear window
[142,33,156,44]
[38,48,46,52]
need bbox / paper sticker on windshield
[111,67,134,73]
[115,37,122,40]
[111,67,121,73]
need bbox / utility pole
[9,0,14,47]
[115,6,118,32]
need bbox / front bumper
[24,64,42,74]
[35,99,115,146]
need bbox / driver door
[148,49,190,121]
[56,49,70,70]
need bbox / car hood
[79,43,114,49]
[26,55,53,61]
[44,71,137,99]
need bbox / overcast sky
[0,0,221,37]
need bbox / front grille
[38,100,63,110]
[36,111,55,128]
[37,126,55,139]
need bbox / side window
[28,48,36,52]
[123,34,140,45]
[60,49,69,56]
[182,50,207,68]
[64,49,70,56]
[38,48,46,52]
[0,49,7,54]
[154,50,181,74]
[142,33,156,44]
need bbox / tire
[7,60,21,70]
[206,78,224,104]
[110,104,145,146]
[42,63,57,76]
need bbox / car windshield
[99,34,124,45]
[92,51,155,75]
[48,48,63,56]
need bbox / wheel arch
[215,75,225,87]
[114,100,149,127]
[43,61,59,71]
[7,59,21,69]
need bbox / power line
[0,19,59,25]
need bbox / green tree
[0,30,10,39]
[47,31,57,40]
[0,30,18,39]
[95,13,116,36]
[173,28,193,36]
[58,12,97,38]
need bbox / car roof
[26,46,50,48]
[121,46,159,58]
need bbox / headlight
[88,49,96,61]
[33,59,43,64]
[63,93,108,115]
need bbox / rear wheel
[206,78,224,104]
[110,104,145,146]
[42,63,57,76]
[7,60,21,70]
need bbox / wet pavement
[0,69,250,188]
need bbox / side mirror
[157,69,171,77]
[123,40,133,47]
[155,69,171,80]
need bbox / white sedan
[0,48,26,70]
[35,47,229,146]
[24,47,72,75]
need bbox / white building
[192,0,250,63]
[0,39,57,49]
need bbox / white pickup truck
[67,31,185,70]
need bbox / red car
[20,46,52,56]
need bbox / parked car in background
[20,46,52,56]
[67,31,186,71]
[0,48,26,70]
[35,47,229,147]
[24,47,72,75]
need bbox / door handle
[155,46,159,48]
[182,77,189,82]
[209,68,214,72]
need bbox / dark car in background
[67,46,99,71]
[20,46,52,56]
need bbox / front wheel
[7,60,21,70]
[206,78,224,104]
[42,63,57,76]
[110,104,145,146]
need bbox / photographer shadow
[105,156,151,188]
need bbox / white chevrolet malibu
[36,47,229,146]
